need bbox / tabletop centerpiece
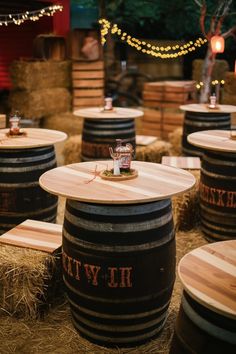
[100,139,138,181]
[100,97,116,113]
[207,93,219,110]
[6,111,26,137]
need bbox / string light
[0,5,63,26]
[99,18,208,59]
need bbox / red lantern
[210,35,225,53]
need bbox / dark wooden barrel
[62,199,175,347]
[199,150,236,241]
[182,112,231,157]
[81,118,136,161]
[170,291,236,354]
[0,146,58,235]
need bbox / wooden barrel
[0,146,58,235]
[81,118,136,161]
[182,112,231,156]
[199,150,236,241]
[62,199,175,347]
[170,291,236,354]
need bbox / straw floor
[0,196,207,354]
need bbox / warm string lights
[99,18,208,59]
[195,80,225,90]
[0,5,63,26]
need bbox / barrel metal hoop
[63,227,174,252]
[68,296,170,320]
[64,208,173,233]
[184,119,229,127]
[0,150,55,163]
[64,276,174,304]
[67,199,171,216]
[0,159,57,173]
[182,295,236,344]
[200,203,236,220]
[83,128,135,136]
[203,155,236,167]
[201,218,236,233]
[72,309,167,332]
[71,316,166,344]
[201,168,236,180]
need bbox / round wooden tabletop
[0,128,67,149]
[180,103,236,113]
[187,130,236,152]
[178,240,236,319]
[73,107,144,119]
[39,160,195,204]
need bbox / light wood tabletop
[0,219,62,253]
[73,107,144,119]
[0,128,67,149]
[39,160,196,204]
[187,130,236,152]
[180,103,236,113]
[178,240,236,319]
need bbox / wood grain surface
[162,156,201,169]
[0,128,67,149]
[178,240,236,319]
[187,130,236,152]
[39,160,196,204]
[180,103,236,113]
[73,107,144,119]
[0,219,62,253]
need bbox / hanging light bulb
[211,35,225,53]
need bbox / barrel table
[188,130,236,241]
[73,107,143,161]
[170,240,236,354]
[180,104,236,157]
[0,128,67,235]
[39,160,195,347]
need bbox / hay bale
[192,59,229,82]
[172,169,200,231]
[136,139,172,163]
[63,135,82,165]
[9,88,71,119]
[0,245,63,319]
[10,60,71,91]
[42,112,84,137]
[168,127,183,156]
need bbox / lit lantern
[210,35,225,53]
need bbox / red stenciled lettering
[73,259,82,280]
[108,267,118,288]
[67,255,74,277]
[209,187,216,204]
[119,267,133,288]
[226,191,236,208]
[216,189,226,207]
[84,264,101,286]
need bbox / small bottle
[9,111,21,135]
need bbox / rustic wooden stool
[0,219,63,319]
[170,240,236,354]
[162,156,201,231]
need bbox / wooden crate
[0,114,6,128]
[143,80,196,107]
[140,108,162,137]
[72,60,105,109]
[33,35,66,61]
[67,29,103,61]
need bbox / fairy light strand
[99,18,208,59]
[0,5,63,26]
